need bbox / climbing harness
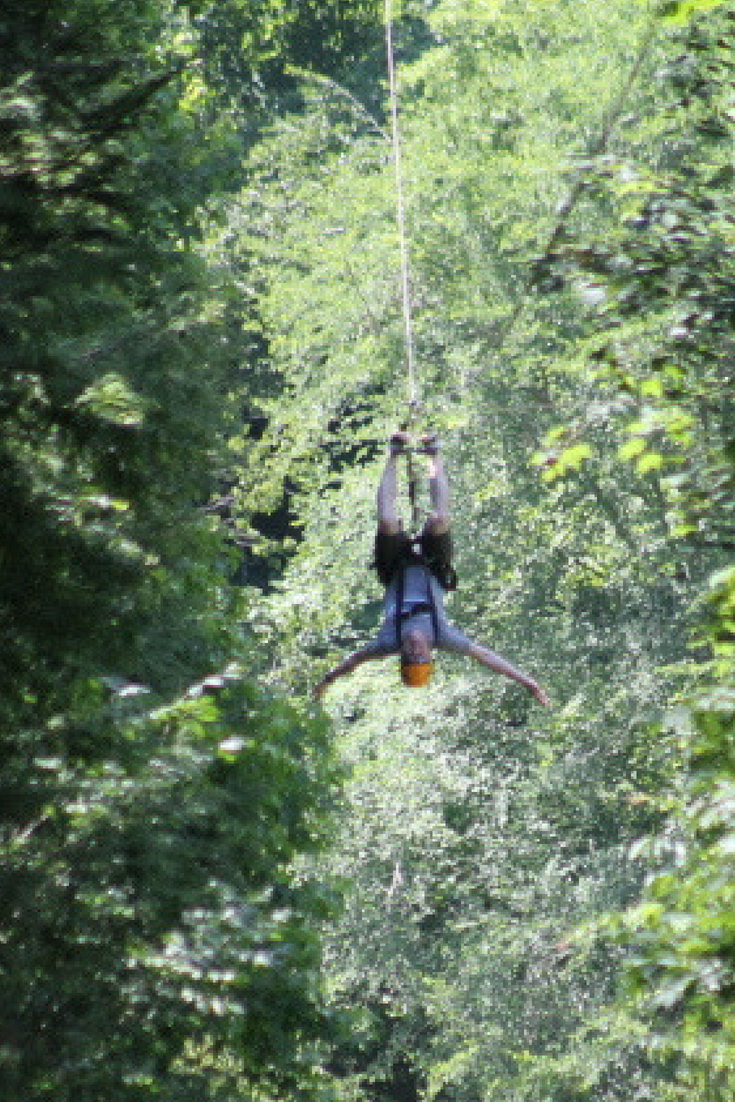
[403,435,422,536]
[394,564,440,651]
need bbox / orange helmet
[400,660,434,688]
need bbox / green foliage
[8,0,735,1095]
[197,0,385,131]
[224,2,712,1100]
[533,5,735,1097]
[0,0,230,715]
[1,673,339,1101]
[218,0,735,1098]
[660,0,729,23]
[0,1,347,1097]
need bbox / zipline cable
[384,0,419,424]
[384,0,423,535]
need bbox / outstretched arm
[466,643,550,705]
[313,647,383,699]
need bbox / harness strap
[427,569,440,643]
[394,560,440,652]
[400,602,432,619]
[395,565,404,650]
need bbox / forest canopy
[2,0,735,1100]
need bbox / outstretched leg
[421,435,450,536]
[377,433,408,535]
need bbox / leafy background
[3,0,735,1099]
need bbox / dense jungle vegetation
[2,0,735,1099]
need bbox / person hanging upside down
[313,432,550,704]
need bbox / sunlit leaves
[546,4,735,1095]
[535,441,595,482]
[0,1,345,1098]
[227,3,705,1101]
[75,372,147,426]
[658,0,729,24]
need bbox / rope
[384,0,419,418]
[406,449,421,534]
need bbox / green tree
[540,6,735,1096]
[225,2,708,1099]
[0,1,346,1097]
